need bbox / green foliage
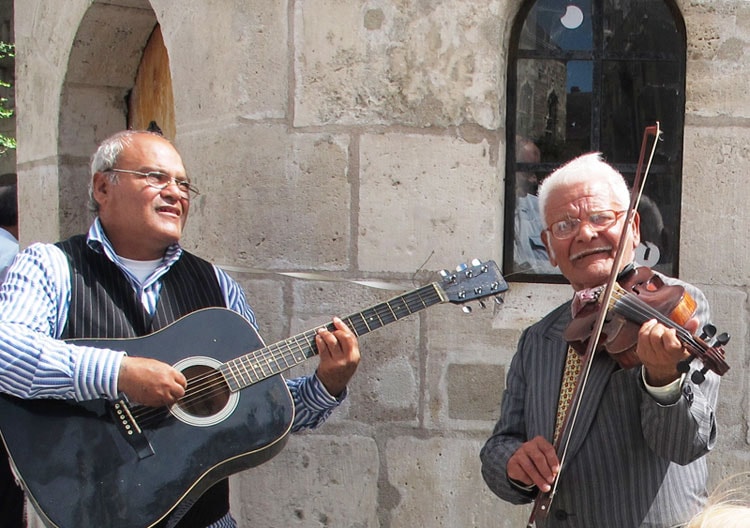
[0,41,14,156]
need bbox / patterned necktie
[553,346,582,444]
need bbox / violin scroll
[676,325,730,384]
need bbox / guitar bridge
[109,399,155,459]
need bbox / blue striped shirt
[0,221,344,515]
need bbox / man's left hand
[637,317,698,386]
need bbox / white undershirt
[118,256,162,284]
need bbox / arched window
[504,0,686,281]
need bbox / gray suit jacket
[480,276,720,527]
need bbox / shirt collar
[86,217,183,271]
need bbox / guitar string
[130,287,442,425]
[130,287,438,425]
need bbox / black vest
[57,234,231,528]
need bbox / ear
[541,229,558,267]
[92,172,111,204]
[630,211,641,248]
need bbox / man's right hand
[507,435,560,492]
[117,356,187,407]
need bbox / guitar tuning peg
[455,263,468,272]
[471,258,482,266]
[462,305,472,314]
[493,295,505,305]
[439,269,450,278]
[478,300,487,309]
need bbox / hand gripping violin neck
[563,264,730,381]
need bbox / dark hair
[0,183,17,227]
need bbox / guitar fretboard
[220,283,446,391]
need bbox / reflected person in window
[514,137,557,274]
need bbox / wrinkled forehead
[119,134,186,173]
[543,179,626,222]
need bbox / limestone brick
[294,0,504,128]
[177,124,351,270]
[230,434,379,527]
[358,132,502,273]
[155,0,288,125]
[386,436,528,528]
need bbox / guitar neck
[221,283,447,391]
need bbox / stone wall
[14,1,750,527]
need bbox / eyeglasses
[547,210,627,240]
[108,168,200,198]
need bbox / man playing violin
[480,152,720,527]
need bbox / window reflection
[506,0,686,280]
[520,0,593,52]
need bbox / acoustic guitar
[0,259,506,528]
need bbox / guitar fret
[347,312,370,336]
[237,356,255,385]
[293,333,316,361]
[220,363,241,392]
[223,270,494,390]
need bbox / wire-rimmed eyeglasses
[547,210,627,240]
[108,168,200,198]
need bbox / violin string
[609,290,706,356]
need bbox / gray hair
[88,130,165,213]
[537,152,631,227]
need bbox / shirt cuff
[73,347,125,401]
[641,367,685,405]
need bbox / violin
[563,265,730,382]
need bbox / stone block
[231,434,379,527]
[681,126,750,284]
[386,436,529,528]
[177,124,351,270]
[157,0,288,124]
[423,303,513,429]
[358,133,501,273]
[294,0,503,128]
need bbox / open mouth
[571,246,612,262]
[156,206,181,217]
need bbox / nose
[575,220,598,241]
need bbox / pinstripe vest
[56,234,230,528]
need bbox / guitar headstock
[438,259,508,310]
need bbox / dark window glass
[505,0,685,281]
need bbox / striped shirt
[0,220,344,528]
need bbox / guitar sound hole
[177,365,230,418]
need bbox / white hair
[537,152,631,227]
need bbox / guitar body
[0,308,294,528]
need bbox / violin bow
[526,123,662,526]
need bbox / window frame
[503,0,687,283]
